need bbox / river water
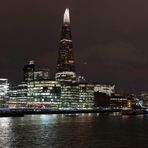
[0,113,147,148]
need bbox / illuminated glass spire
[63,8,70,24]
[56,8,76,82]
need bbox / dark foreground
[0,114,148,148]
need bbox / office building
[23,60,35,82]
[34,69,49,80]
[94,84,115,96]
[0,79,9,107]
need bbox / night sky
[0,0,148,92]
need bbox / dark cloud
[0,0,148,92]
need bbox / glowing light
[64,8,70,24]
[29,60,34,65]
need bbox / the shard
[55,8,76,82]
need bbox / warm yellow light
[68,60,74,64]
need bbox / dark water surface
[0,113,148,148]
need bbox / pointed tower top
[63,8,70,24]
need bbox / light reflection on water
[0,113,147,148]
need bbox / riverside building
[0,79,9,107]
[94,84,115,96]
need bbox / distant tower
[23,60,35,82]
[55,8,76,82]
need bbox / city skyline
[56,8,76,82]
[0,1,148,92]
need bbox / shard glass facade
[56,9,76,82]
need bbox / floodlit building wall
[94,84,115,96]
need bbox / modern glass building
[27,80,61,108]
[23,60,35,82]
[27,81,94,109]
[55,8,76,82]
[78,83,94,109]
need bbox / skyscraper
[23,60,35,82]
[55,8,76,82]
